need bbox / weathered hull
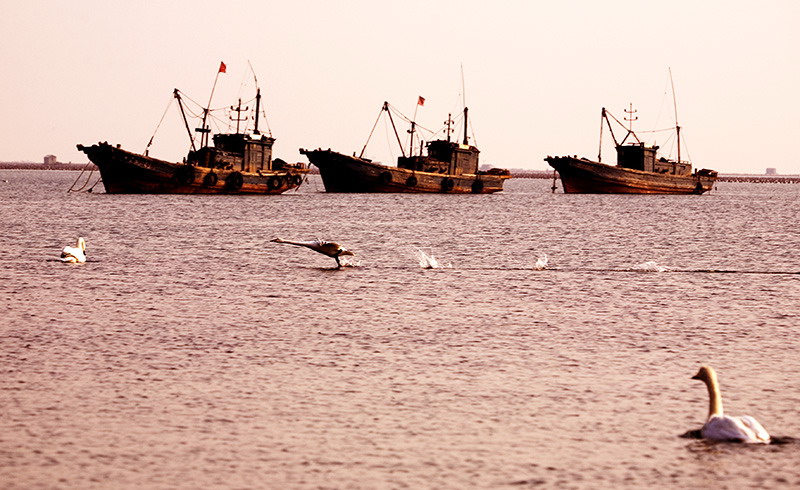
[78,142,307,194]
[300,149,508,193]
[546,156,716,194]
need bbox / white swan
[691,365,770,443]
[271,237,355,268]
[61,237,87,263]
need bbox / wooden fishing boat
[301,102,510,193]
[78,67,308,194]
[546,96,717,194]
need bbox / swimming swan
[61,237,87,263]
[691,366,770,443]
[271,237,355,268]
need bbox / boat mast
[669,68,681,163]
[197,63,225,147]
[174,89,196,151]
[385,103,406,158]
[462,107,469,145]
[445,113,453,142]
[360,102,406,159]
[253,88,261,134]
[598,107,605,162]
[407,121,416,156]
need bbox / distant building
[765,167,777,175]
[43,155,57,165]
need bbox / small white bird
[61,237,87,263]
[691,365,770,443]
[271,237,355,268]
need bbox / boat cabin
[397,139,480,175]
[616,143,691,176]
[187,133,277,172]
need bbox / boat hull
[546,156,716,194]
[78,142,307,194]
[300,149,509,194]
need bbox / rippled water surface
[2,171,799,489]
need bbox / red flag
[218,61,227,73]
[417,96,425,106]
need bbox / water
[1,171,799,489]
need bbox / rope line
[67,162,96,192]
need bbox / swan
[61,237,87,263]
[691,365,770,443]
[271,237,355,268]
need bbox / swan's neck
[705,375,724,418]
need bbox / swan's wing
[275,239,323,249]
[702,415,767,443]
[62,245,86,262]
[61,247,79,262]
[314,242,343,256]
[738,415,770,442]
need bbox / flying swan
[61,237,87,263]
[271,238,355,268]
[691,365,770,443]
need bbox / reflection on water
[1,172,799,489]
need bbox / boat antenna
[230,98,249,134]
[444,113,454,142]
[248,60,262,135]
[669,67,681,163]
[461,63,467,110]
[198,61,226,147]
[625,103,638,133]
[248,60,258,87]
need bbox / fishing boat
[546,88,717,194]
[78,66,308,194]
[300,101,510,193]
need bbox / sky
[2,0,798,174]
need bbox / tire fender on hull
[203,172,218,187]
[174,165,195,186]
[225,171,244,191]
[441,178,455,192]
[268,175,283,190]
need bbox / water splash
[414,248,451,269]
[339,256,361,268]
[632,260,670,272]
[534,253,549,270]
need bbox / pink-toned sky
[2,1,798,173]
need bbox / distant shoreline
[0,162,96,171]
[1,163,796,182]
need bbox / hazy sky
[3,1,798,173]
